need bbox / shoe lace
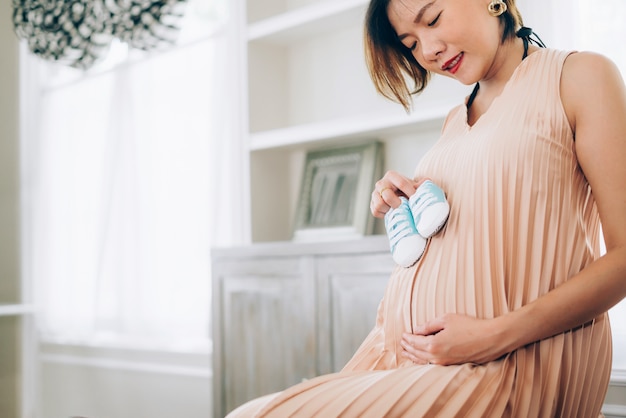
[411,191,438,215]
[386,209,415,250]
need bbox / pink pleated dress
[228,48,612,418]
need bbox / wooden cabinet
[211,236,393,417]
[213,256,317,414]
[315,252,392,372]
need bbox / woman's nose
[421,36,445,63]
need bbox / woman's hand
[371,171,423,218]
[400,314,513,366]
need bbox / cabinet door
[213,256,317,416]
[316,252,394,373]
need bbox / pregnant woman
[229,0,626,416]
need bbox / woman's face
[387,0,503,85]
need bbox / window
[21,0,240,352]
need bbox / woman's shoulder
[560,50,624,130]
[562,50,620,78]
[533,49,621,96]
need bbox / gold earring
[488,0,507,17]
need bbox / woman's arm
[500,51,626,349]
[401,52,626,365]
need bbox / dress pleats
[227,49,612,418]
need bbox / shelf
[247,0,367,44]
[213,234,388,256]
[249,105,450,151]
[244,0,468,243]
[0,304,35,317]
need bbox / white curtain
[22,0,244,351]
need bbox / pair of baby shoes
[384,180,450,268]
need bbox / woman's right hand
[370,171,422,218]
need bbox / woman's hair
[364,0,524,111]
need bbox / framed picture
[293,141,384,241]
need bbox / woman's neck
[480,37,528,93]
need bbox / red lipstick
[442,52,463,74]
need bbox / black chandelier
[12,0,188,69]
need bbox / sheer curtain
[22,0,245,351]
[523,0,626,371]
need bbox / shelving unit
[247,0,368,43]
[242,0,470,242]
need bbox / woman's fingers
[412,317,446,336]
[371,171,420,217]
[400,335,434,364]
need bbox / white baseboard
[39,340,212,379]
[603,404,626,418]
[41,353,212,378]
[611,370,626,386]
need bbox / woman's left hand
[400,313,512,366]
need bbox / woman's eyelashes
[428,12,442,27]
[403,11,442,52]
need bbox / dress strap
[516,26,547,50]
[467,83,480,109]
[467,27,546,110]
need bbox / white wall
[39,343,211,418]
[0,1,22,417]
[0,0,21,305]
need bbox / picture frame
[293,141,384,242]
